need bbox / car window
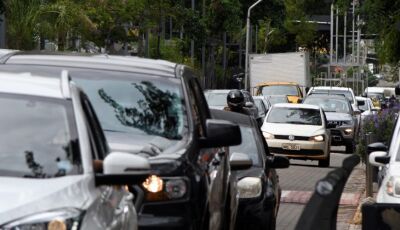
[268,96,288,105]
[204,92,227,107]
[254,99,266,114]
[304,97,351,114]
[267,107,322,126]
[358,100,369,111]
[0,93,82,178]
[73,74,187,140]
[261,85,298,96]
[230,126,261,166]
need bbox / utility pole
[191,0,195,66]
[344,11,347,64]
[335,7,339,64]
[245,0,263,90]
[329,3,334,77]
[352,0,355,63]
[201,0,206,82]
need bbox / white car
[307,86,358,111]
[369,112,400,203]
[0,72,150,229]
[261,103,331,167]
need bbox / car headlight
[344,128,353,135]
[142,176,188,201]
[263,132,275,140]
[309,135,325,142]
[3,208,82,230]
[386,176,400,197]
[237,177,262,198]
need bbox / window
[267,107,322,126]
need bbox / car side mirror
[200,119,242,148]
[266,155,290,169]
[245,102,254,108]
[369,151,390,167]
[367,142,388,154]
[230,152,253,170]
[95,152,150,186]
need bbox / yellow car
[255,82,303,103]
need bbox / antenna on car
[61,69,72,99]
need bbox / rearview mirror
[230,152,253,170]
[95,152,150,186]
[200,119,242,148]
[266,155,290,169]
[369,151,390,167]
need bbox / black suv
[0,52,243,229]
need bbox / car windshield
[74,75,186,140]
[267,107,322,126]
[230,126,261,166]
[311,90,354,103]
[205,92,227,107]
[0,94,81,178]
[304,97,351,114]
[261,85,298,96]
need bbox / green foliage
[357,107,399,161]
[362,0,400,64]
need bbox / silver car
[0,71,149,229]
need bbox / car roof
[210,109,252,126]
[0,72,65,98]
[306,93,347,99]
[356,96,369,101]
[204,89,231,94]
[1,51,178,78]
[310,86,353,92]
[256,81,299,86]
[272,103,320,110]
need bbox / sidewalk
[337,162,366,230]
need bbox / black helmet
[227,90,245,109]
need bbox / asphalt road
[276,147,349,230]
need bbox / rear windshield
[267,107,322,126]
[261,85,298,96]
[0,94,81,178]
[230,126,261,166]
[204,92,227,107]
[311,90,354,103]
[304,97,351,114]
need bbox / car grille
[274,135,309,141]
[327,121,346,128]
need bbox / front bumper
[267,139,329,160]
[330,126,355,146]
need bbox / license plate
[282,143,301,151]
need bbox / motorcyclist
[224,89,252,116]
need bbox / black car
[211,109,289,230]
[0,52,246,230]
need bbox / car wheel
[318,155,330,168]
[345,142,355,154]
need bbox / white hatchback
[261,103,331,167]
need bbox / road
[276,147,349,230]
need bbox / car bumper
[330,127,355,146]
[138,200,193,229]
[267,139,328,160]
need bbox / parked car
[303,94,357,153]
[0,71,150,230]
[0,52,245,230]
[253,96,271,122]
[211,109,289,230]
[261,103,331,167]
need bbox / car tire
[318,155,330,167]
[345,142,355,154]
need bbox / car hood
[106,131,186,174]
[0,175,94,224]
[262,123,325,136]
[325,112,353,121]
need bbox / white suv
[0,72,149,229]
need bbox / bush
[357,105,400,162]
